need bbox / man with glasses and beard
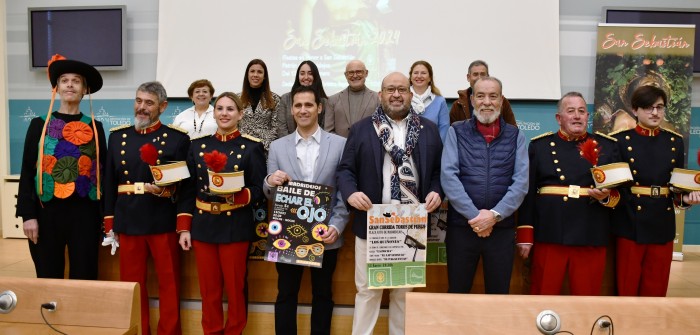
[441,77,528,295]
[337,72,443,335]
[103,81,190,335]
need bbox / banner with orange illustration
[593,23,695,256]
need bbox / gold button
[201,144,206,149]
[637,206,642,211]
[122,134,127,138]
[121,160,126,165]
[563,196,568,202]
[637,194,641,198]
[158,150,163,154]
[556,168,561,172]
[156,159,160,164]
[241,145,246,149]
[197,164,201,168]
[627,147,632,152]
[234,165,239,171]
[124,171,129,175]
[199,152,204,157]
[237,154,242,159]
[635,182,640,186]
[559,175,565,181]
[163,133,168,138]
[672,159,676,163]
[633,170,637,175]
[161,141,166,146]
[121,150,125,155]
[550,142,555,147]
[554,159,559,164]
[667,207,672,211]
[121,141,126,146]
[552,151,556,155]
[672,147,676,152]
[625,135,630,140]
[671,137,675,142]
[227,212,231,216]
[126,181,131,184]
[198,210,203,214]
[630,158,635,163]
[198,177,202,180]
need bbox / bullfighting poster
[264,181,334,268]
[367,204,428,289]
[426,201,448,265]
[593,23,695,257]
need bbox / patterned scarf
[372,106,420,204]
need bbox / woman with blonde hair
[409,60,449,141]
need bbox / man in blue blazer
[264,86,349,335]
[336,72,443,335]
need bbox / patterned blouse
[238,91,281,151]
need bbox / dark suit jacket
[336,114,443,239]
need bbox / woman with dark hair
[179,92,266,334]
[238,59,280,151]
[173,79,217,137]
[409,60,449,141]
[17,55,106,279]
[611,85,700,297]
[275,60,329,137]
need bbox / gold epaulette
[530,132,553,141]
[109,124,132,133]
[607,128,629,136]
[661,127,683,138]
[594,131,617,142]
[189,134,209,141]
[242,134,262,142]
[167,124,189,134]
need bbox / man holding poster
[337,72,442,335]
[264,86,349,335]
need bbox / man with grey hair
[441,76,528,294]
[449,60,516,125]
[324,59,380,137]
[103,81,190,335]
[337,72,443,334]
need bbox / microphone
[536,309,561,335]
[0,290,17,314]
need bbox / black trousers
[274,248,339,335]
[28,197,101,279]
[445,225,514,294]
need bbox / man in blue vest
[441,76,528,294]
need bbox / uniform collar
[557,129,587,141]
[135,120,162,134]
[215,129,240,142]
[635,124,660,136]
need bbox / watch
[490,209,502,222]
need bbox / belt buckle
[210,202,221,215]
[650,185,661,198]
[568,185,581,199]
[134,182,145,195]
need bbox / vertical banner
[264,181,334,268]
[593,23,695,257]
[426,201,448,265]
[366,204,428,289]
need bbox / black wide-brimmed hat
[48,55,103,94]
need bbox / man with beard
[517,92,621,296]
[324,60,380,137]
[441,77,528,294]
[337,72,443,335]
[103,81,190,335]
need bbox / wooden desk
[0,277,139,335]
[406,292,700,334]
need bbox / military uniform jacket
[181,131,266,244]
[611,126,684,244]
[103,121,191,235]
[519,131,620,246]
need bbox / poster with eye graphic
[264,180,334,268]
[367,204,428,289]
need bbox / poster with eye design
[264,180,334,268]
[366,203,428,289]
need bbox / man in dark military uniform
[103,81,190,335]
[518,92,621,295]
[610,85,700,297]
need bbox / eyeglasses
[382,86,410,94]
[345,70,366,77]
[640,105,666,114]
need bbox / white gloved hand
[102,230,120,255]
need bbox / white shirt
[295,127,322,182]
[172,105,217,137]
[381,116,418,204]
